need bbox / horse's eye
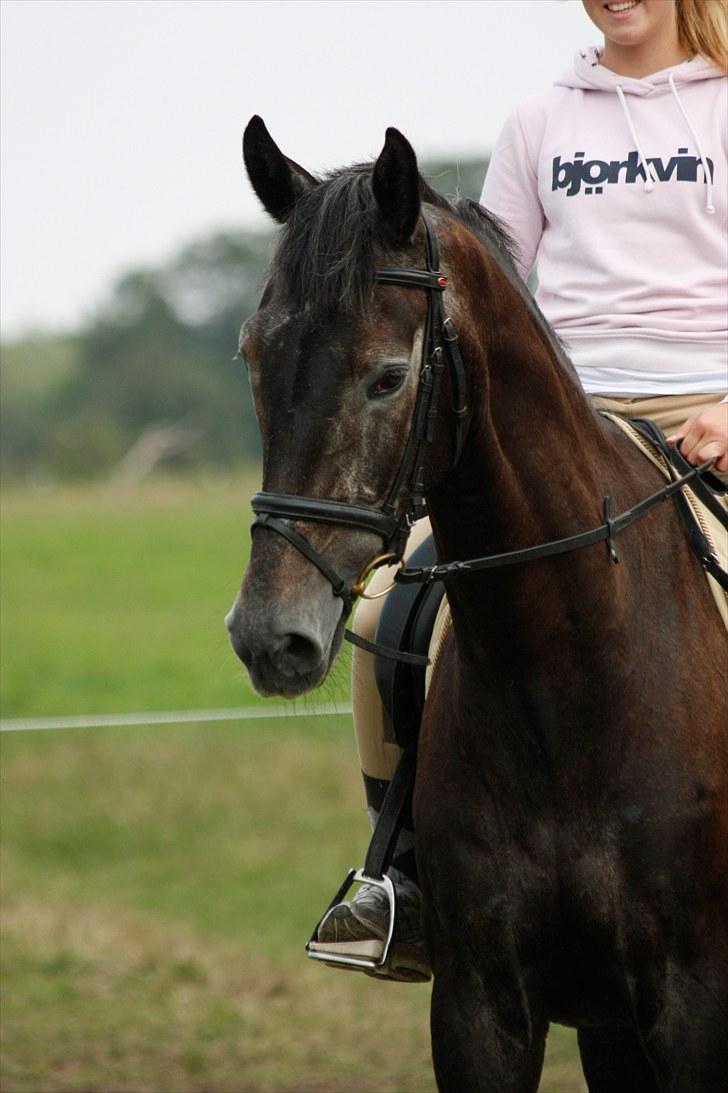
[368,368,407,399]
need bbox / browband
[374,268,448,291]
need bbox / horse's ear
[243,115,318,223]
[371,128,421,243]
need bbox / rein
[395,457,724,585]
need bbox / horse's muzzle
[225,605,329,697]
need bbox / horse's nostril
[276,632,323,674]
[226,607,326,684]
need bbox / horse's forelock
[270,165,379,318]
[267,162,520,321]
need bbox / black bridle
[250,210,469,611]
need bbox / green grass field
[1,473,586,1091]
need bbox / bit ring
[352,553,403,599]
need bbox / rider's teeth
[606,2,638,10]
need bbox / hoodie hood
[557,47,724,96]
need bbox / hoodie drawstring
[668,71,715,214]
[615,77,716,215]
[615,84,657,193]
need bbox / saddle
[375,415,728,741]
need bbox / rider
[316,0,728,980]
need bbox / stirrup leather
[306,747,416,973]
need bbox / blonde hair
[676,0,728,72]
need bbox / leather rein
[250,211,726,661]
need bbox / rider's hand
[667,401,728,473]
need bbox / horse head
[226,117,471,697]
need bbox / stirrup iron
[305,868,396,972]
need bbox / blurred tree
[1,159,489,480]
[0,335,81,477]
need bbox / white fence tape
[0,703,352,733]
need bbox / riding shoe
[316,874,431,983]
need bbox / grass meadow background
[1,471,586,1092]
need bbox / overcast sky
[1,0,594,337]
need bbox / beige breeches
[590,392,726,440]
[352,393,726,786]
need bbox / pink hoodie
[480,49,727,394]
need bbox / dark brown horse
[226,117,728,1092]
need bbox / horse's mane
[270,163,519,317]
[270,161,578,383]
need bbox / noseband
[250,211,469,611]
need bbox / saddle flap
[374,534,445,747]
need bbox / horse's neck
[427,245,624,640]
[439,250,613,530]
